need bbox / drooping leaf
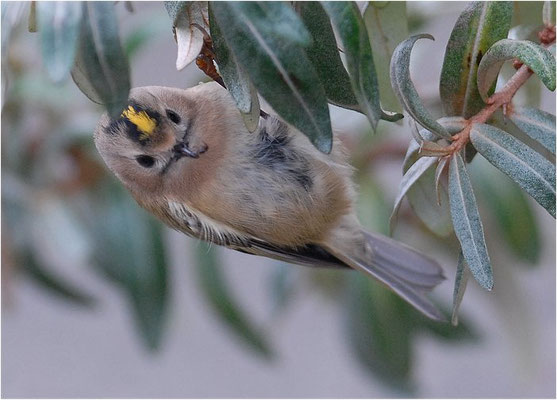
[472,157,541,264]
[37,1,83,83]
[390,156,438,234]
[448,153,493,290]
[195,241,273,358]
[296,2,360,112]
[440,1,513,118]
[508,106,556,154]
[477,39,556,101]
[86,183,168,350]
[19,249,95,307]
[344,275,414,393]
[391,34,451,139]
[209,4,260,132]
[322,2,402,128]
[451,252,469,326]
[470,123,556,217]
[364,1,408,113]
[164,1,208,70]
[211,2,332,153]
[71,2,130,117]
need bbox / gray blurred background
[2,2,555,398]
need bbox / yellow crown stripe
[121,106,157,139]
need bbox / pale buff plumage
[94,82,445,320]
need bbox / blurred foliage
[1,1,554,394]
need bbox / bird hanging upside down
[94,82,446,320]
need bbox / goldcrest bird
[94,82,445,320]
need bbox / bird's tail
[324,229,446,321]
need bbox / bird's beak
[172,141,208,159]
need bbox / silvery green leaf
[209,5,259,132]
[439,1,512,118]
[322,2,402,129]
[297,2,360,112]
[37,1,83,83]
[364,1,408,113]
[165,1,208,70]
[471,157,541,264]
[71,2,130,117]
[195,242,273,358]
[389,155,438,234]
[391,34,451,139]
[509,106,556,154]
[477,39,556,101]
[448,153,493,290]
[211,2,332,153]
[451,252,470,326]
[86,184,168,350]
[470,123,556,217]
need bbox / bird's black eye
[166,109,181,124]
[136,155,155,168]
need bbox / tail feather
[325,230,446,321]
[362,231,446,290]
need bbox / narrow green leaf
[37,1,83,83]
[195,241,273,358]
[323,2,402,129]
[390,156,438,234]
[20,249,96,307]
[470,123,556,217]
[71,2,130,117]
[88,184,168,350]
[509,106,556,154]
[472,157,541,264]
[211,2,332,153]
[165,1,208,70]
[297,2,360,112]
[364,1,408,113]
[440,2,513,118]
[344,275,414,393]
[391,34,451,139]
[477,39,556,101]
[209,4,260,132]
[451,252,469,326]
[448,153,493,290]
